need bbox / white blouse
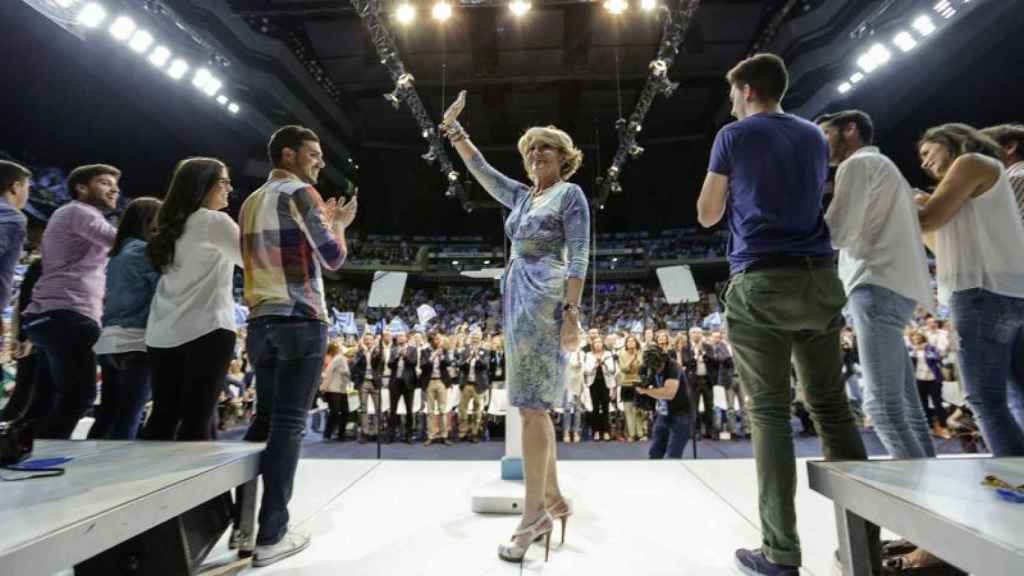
[933,155,1024,305]
[145,209,242,348]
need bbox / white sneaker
[253,529,311,567]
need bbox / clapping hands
[324,194,359,227]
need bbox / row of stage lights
[836,0,973,95]
[54,0,241,114]
[393,0,658,25]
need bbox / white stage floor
[207,457,848,576]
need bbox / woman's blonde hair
[516,125,584,183]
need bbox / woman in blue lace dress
[442,91,590,564]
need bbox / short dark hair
[726,53,789,103]
[268,125,320,167]
[980,123,1024,160]
[67,164,121,199]
[816,110,875,145]
[0,160,31,194]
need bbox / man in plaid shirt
[240,125,357,567]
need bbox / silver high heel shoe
[498,511,554,565]
[546,497,572,545]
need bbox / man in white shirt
[818,110,936,460]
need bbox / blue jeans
[847,285,935,459]
[561,390,585,435]
[950,288,1024,456]
[23,310,101,439]
[89,352,151,440]
[246,317,328,545]
[648,412,691,459]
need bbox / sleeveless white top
[934,154,1024,305]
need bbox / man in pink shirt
[24,164,119,438]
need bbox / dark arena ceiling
[3,0,1023,237]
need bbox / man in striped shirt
[240,125,357,567]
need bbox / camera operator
[636,346,691,459]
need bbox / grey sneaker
[253,529,311,567]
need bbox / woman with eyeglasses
[142,157,242,440]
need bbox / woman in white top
[320,341,352,441]
[583,337,617,441]
[142,157,242,441]
[916,124,1024,457]
[562,345,589,443]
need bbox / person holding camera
[636,346,691,459]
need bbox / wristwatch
[562,303,581,314]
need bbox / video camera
[0,416,33,465]
[639,347,668,387]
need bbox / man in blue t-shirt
[696,53,874,576]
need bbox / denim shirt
[0,197,26,321]
[101,238,160,330]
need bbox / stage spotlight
[193,68,213,90]
[628,145,644,158]
[108,16,135,41]
[395,3,416,24]
[193,67,214,87]
[447,171,460,182]
[855,54,878,74]
[867,43,892,66]
[604,0,628,15]
[445,185,457,198]
[148,45,171,68]
[849,72,864,84]
[227,102,240,114]
[649,59,668,77]
[76,2,107,28]
[128,29,154,53]
[397,73,415,89]
[837,82,852,94]
[934,1,956,19]
[167,58,189,80]
[216,94,229,106]
[912,15,936,36]
[384,91,401,109]
[608,166,620,178]
[432,1,452,22]
[640,0,657,12]
[628,121,642,134]
[422,149,437,164]
[610,181,623,194]
[422,128,434,139]
[893,31,917,52]
[509,1,531,16]
[203,79,223,97]
[855,44,891,75]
